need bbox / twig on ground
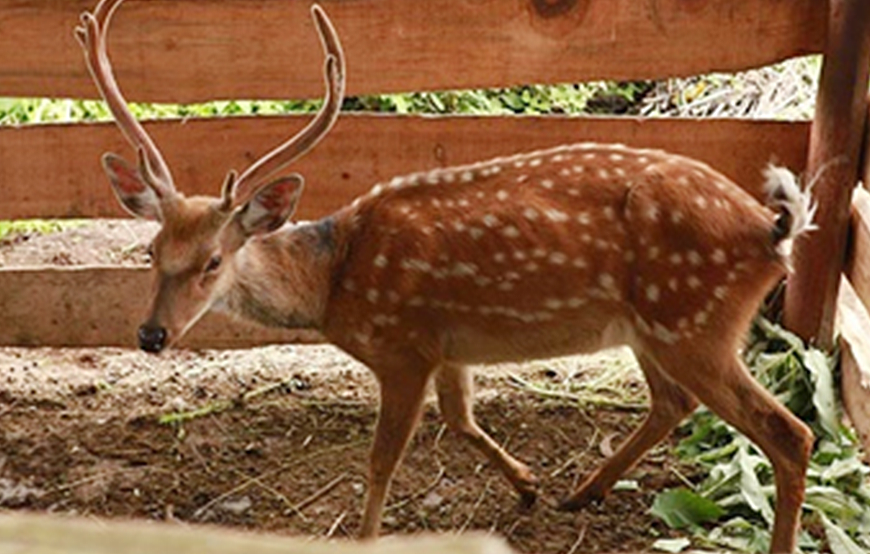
[565,523,588,554]
[193,439,366,520]
[385,461,446,513]
[508,373,647,411]
[288,472,349,516]
[325,510,347,538]
[459,477,494,533]
[550,427,600,478]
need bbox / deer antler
[230,5,346,208]
[75,0,175,197]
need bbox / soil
[0,222,696,553]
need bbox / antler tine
[75,0,175,196]
[231,4,346,208]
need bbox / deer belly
[439,308,634,364]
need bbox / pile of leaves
[651,319,870,553]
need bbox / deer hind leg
[435,363,539,508]
[359,361,434,539]
[653,348,813,554]
[559,354,698,511]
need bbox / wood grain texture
[0,267,320,348]
[0,114,811,220]
[846,186,870,311]
[0,513,514,554]
[0,0,825,103]
[837,277,870,457]
[783,0,870,347]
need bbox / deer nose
[138,325,167,353]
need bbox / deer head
[76,0,345,352]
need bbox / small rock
[218,495,252,515]
[421,491,443,509]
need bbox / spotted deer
[77,1,814,551]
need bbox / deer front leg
[559,353,698,510]
[359,362,433,539]
[435,363,539,508]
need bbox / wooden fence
[1,0,870,444]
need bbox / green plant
[651,319,870,553]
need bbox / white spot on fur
[646,284,660,302]
[496,190,510,201]
[686,251,703,266]
[540,179,554,189]
[694,196,709,209]
[482,214,500,228]
[545,209,569,222]
[460,171,474,183]
[502,226,521,238]
[544,298,564,310]
[366,289,379,303]
[576,212,591,225]
[374,254,388,268]
[469,227,484,240]
[549,252,567,265]
[711,249,727,265]
[523,208,539,220]
[687,275,702,289]
[714,286,728,300]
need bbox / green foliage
[0,220,85,241]
[652,319,870,553]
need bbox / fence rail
[0,0,824,103]
[1,115,810,220]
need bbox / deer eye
[204,255,222,273]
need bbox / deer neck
[219,216,340,330]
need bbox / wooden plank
[0,267,321,349]
[0,115,811,221]
[845,186,870,309]
[783,0,870,348]
[0,0,824,103]
[0,513,514,554]
[836,277,870,458]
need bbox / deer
[76,1,815,552]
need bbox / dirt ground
[0,223,695,553]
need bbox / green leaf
[820,512,867,554]
[651,537,692,553]
[804,348,839,438]
[737,445,775,525]
[650,488,725,529]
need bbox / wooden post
[783,0,870,349]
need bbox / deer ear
[235,174,304,236]
[102,153,163,221]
